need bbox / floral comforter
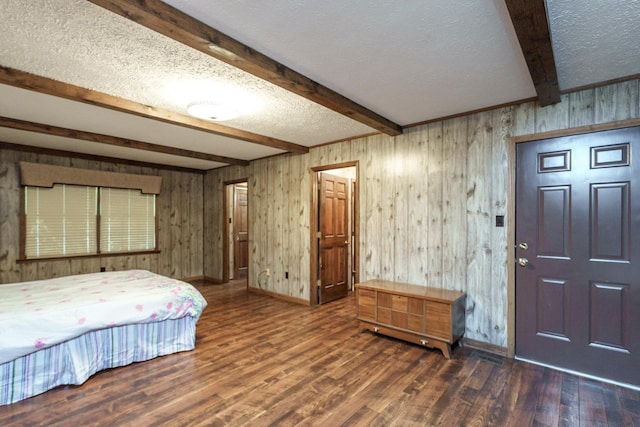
[0,270,207,364]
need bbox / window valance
[19,162,162,194]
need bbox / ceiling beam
[88,0,403,136]
[0,66,308,154]
[0,141,206,174]
[505,0,560,106]
[0,116,250,166]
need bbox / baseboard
[462,338,508,357]
[203,276,225,284]
[248,286,309,306]
[181,275,225,285]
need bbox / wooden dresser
[355,279,466,359]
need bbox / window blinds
[100,188,156,253]
[24,185,156,259]
[25,184,98,258]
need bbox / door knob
[518,242,528,250]
[517,257,529,267]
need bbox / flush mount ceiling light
[186,101,239,121]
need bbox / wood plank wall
[204,79,640,348]
[0,151,204,284]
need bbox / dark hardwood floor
[1,280,638,426]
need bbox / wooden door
[515,127,640,387]
[233,185,248,279]
[318,172,349,304]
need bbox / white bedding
[0,270,207,365]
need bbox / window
[100,188,156,253]
[23,184,157,260]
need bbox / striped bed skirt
[1,316,197,406]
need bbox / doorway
[310,162,359,305]
[224,180,248,283]
[514,126,640,387]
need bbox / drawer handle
[420,339,428,346]
[373,327,379,332]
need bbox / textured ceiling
[546,0,640,90]
[0,1,638,170]
[162,0,536,125]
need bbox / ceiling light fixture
[186,101,239,121]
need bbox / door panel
[516,126,640,387]
[318,172,349,304]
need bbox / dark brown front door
[233,185,248,279]
[318,172,349,304]
[515,126,640,387]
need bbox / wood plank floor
[1,280,638,426]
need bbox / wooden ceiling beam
[505,0,560,106]
[0,116,250,166]
[0,66,308,154]
[88,0,403,136]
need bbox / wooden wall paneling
[595,80,639,123]
[194,171,204,277]
[298,156,311,299]
[535,93,570,133]
[0,148,19,283]
[264,158,277,291]
[390,129,414,283]
[361,134,383,280]
[488,107,512,347]
[273,155,286,294]
[247,164,260,287]
[512,100,536,137]
[285,155,296,295]
[288,155,304,298]
[315,141,345,167]
[441,117,468,291]
[192,170,204,278]
[202,171,214,279]
[253,160,265,288]
[251,160,268,289]
[171,171,184,278]
[300,155,312,299]
[207,168,225,281]
[568,88,596,128]
[270,156,283,294]
[426,122,444,288]
[391,134,409,283]
[403,126,430,284]
[372,134,396,280]
[465,111,493,343]
[158,169,173,277]
[178,172,190,278]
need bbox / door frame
[506,117,640,358]
[310,161,359,306]
[223,178,249,285]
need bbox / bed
[0,269,207,405]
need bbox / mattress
[0,270,207,405]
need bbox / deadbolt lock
[518,242,528,251]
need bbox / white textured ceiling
[0,0,638,170]
[163,0,536,124]
[546,0,640,90]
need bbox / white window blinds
[24,185,156,259]
[24,184,98,258]
[100,188,156,253]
